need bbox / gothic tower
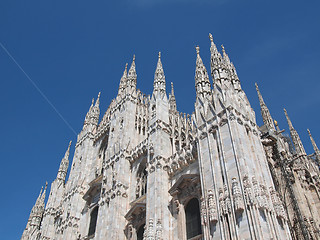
[22,34,320,240]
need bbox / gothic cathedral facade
[22,34,320,240]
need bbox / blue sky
[0,0,319,239]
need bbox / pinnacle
[121,63,128,78]
[221,44,231,66]
[195,46,205,69]
[171,82,174,96]
[195,45,210,95]
[153,52,166,95]
[95,92,101,106]
[209,33,218,52]
[64,140,72,159]
[156,52,163,70]
[118,63,128,94]
[128,55,137,76]
[209,33,213,43]
[283,108,292,129]
[255,83,265,104]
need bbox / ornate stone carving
[231,178,244,212]
[155,219,162,240]
[201,197,207,225]
[207,190,218,223]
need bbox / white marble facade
[22,34,320,240]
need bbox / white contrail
[0,41,77,136]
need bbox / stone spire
[195,46,211,98]
[255,83,275,131]
[127,55,137,90]
[153,52,166,96]
[209,33,224,81]
[221,45,241,91]
[284,108,307,156]
[308,129,320,161]
[118,63,128,95]
[40,182,48,207]
[169,82,177,113]
[30,186,43,219]
[57,141,72,182]
[221,45,231,66]
[92,92,100,123]
[83,98,94,127]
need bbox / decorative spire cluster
[255,83,275,131]
[195,46,211,98]
[209,34,241,90]
[57,141,72,182]
[153,52,166,96]
[308,129,320,161]
[284,109,307,156]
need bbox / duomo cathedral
[22,34,320,240]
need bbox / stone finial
[195,45,200,55]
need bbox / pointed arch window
[136,160,148,199]
[185,198,202,239]
[88,206,99,236]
